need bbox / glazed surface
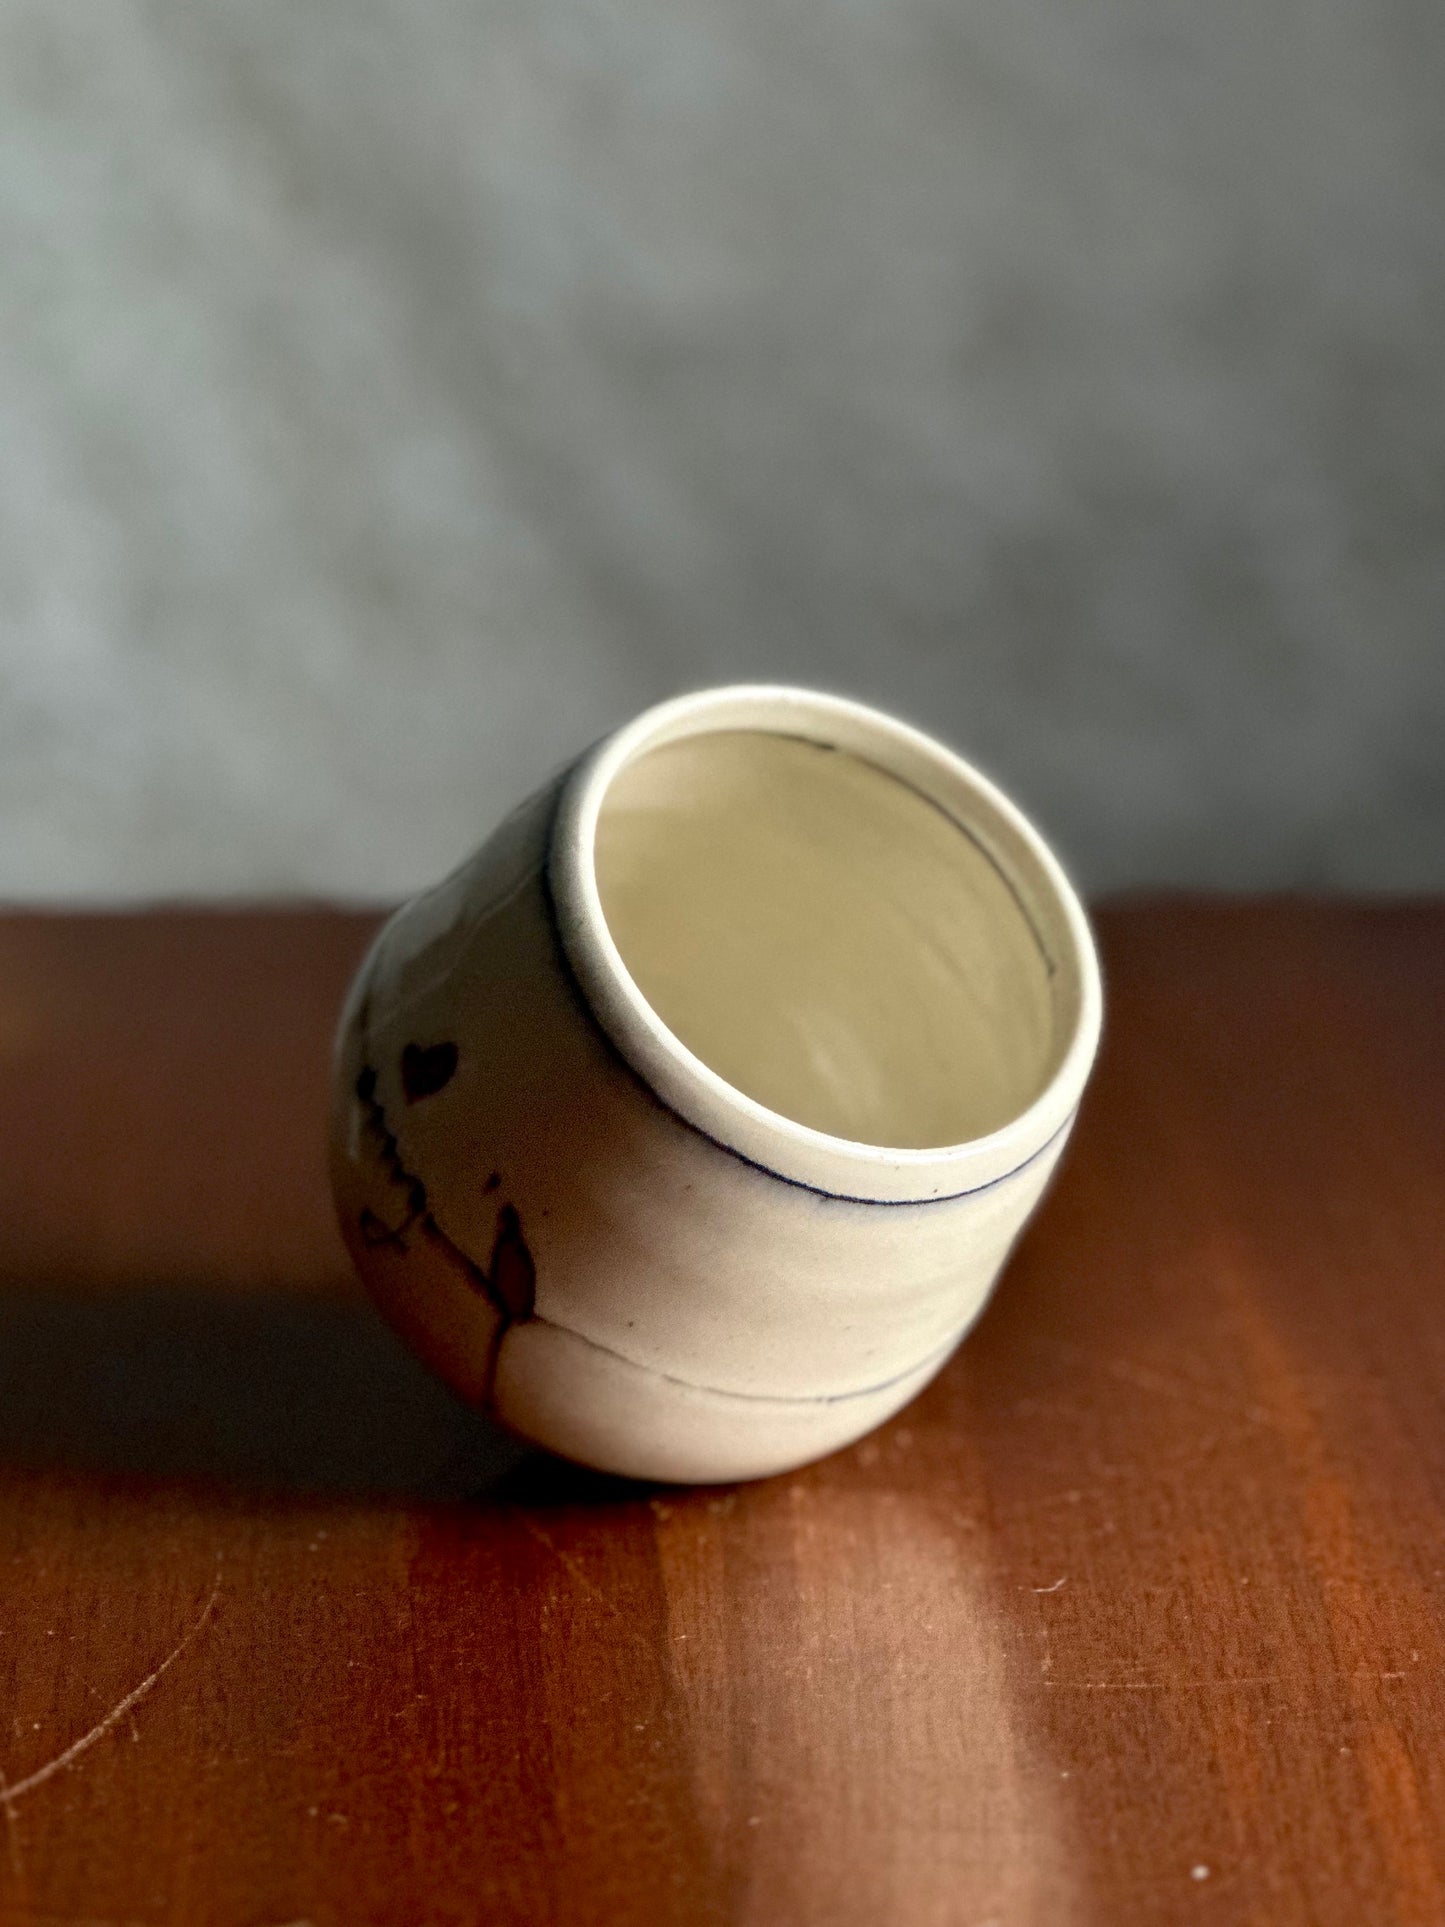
[594,730,1056,1149]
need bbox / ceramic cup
[330,685,1102,1483]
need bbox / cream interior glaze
[594,730,1057,1149]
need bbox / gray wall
[2,0,1442,900]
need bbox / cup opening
[549,686,1100,1201]
[594,728,1059,1152]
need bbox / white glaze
[330,686,1102,1483]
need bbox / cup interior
[593,727,1062,1152]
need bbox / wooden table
[0,902,1440,1926]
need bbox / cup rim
[546,684,1102,1203]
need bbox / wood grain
[0,902,1441,1926]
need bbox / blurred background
[1,0,1441,902]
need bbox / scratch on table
[1031,1576,1068,1594]
[1,1567,221,1808]
[1037,1618,1053,1679]
[1034,1338,1282,1431]
[991,1487,1096,1520]
[0,1762,23,1889]
[1045,1677,1274,1692]
[515,1513,604,1600]
[512,1512,680,1668]
[1046,1669,1414,1692]
[512,1512,639,1631]
[1097,1357,1280,1431]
